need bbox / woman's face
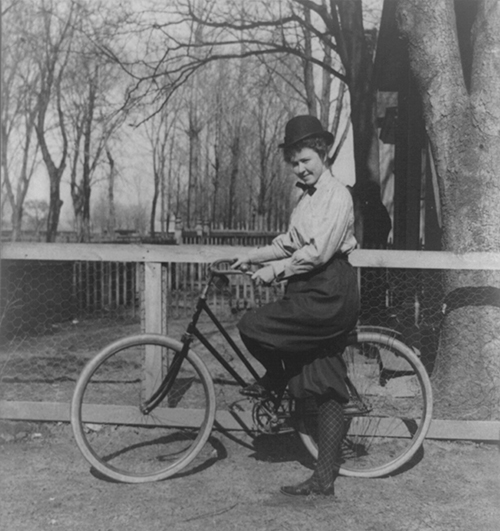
[289,147,327,186]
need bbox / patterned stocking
[312,395,344,487]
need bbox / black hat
[279,115,334,149]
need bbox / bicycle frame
[141,265,260,415]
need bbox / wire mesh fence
[0,260,140,404]
[1,254,499,423]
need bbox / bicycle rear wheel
[297,331,433,478]
[71,334,216,483]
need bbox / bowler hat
[279,115,334,149]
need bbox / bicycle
[71,259,433,484]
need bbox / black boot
[280,475,335,497]
[281,395,344,497]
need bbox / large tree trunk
[36,84,68,243]
[187,109,201,227]
[226,133,240,229]
[150,169,160,238]
[106,148,116,239]
[397,0,500,419]
[79,77,97,243]
[10,205,23,242]
[46,177,64,242]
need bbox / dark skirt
[237,256,360,400]
[238,256,359,353]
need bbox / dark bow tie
[296,182,316,195]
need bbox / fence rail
[4,241,500,268]
[1,243,500,441]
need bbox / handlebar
[209,259,255,276]
[206,259,273,299]
[203,259,253,297]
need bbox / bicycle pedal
[343,399,372,416]
[240,382,273,399]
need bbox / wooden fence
[1,242,500,441]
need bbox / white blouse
[248,170,357,280]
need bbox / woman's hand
[251,265,275,285]
[231,254,251,271]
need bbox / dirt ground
[0,418,499,531]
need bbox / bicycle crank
[251,396,294,434]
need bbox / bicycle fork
[139,286,229,416]
[140,305,204,415]
[140,342,191,415]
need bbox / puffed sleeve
[271,183,354,279]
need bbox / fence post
[203,220,210,236]
[195,220,203,237]
[143,262,165,397]
[174,218,183,245]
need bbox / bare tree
[31,0,77,242]
[1,0,42,240]
[62,0,133,242]
[142,100,180,237]
[68,59,101,242]
[251,71,293,229]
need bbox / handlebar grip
[210,259,256,276]
[209,258,233,270]
[210,259,245,275]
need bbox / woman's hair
[282,136,329,164]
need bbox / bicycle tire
[297,330,433,478]
[71,334,216,483]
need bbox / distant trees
[142,99,179,237]
[24,199,49,237]
[1,0,132,241]
[1,0,42,241]
[115,0,358,231]
[66,1,129,242]
[127,37,305,231]
[125,0,389,245]
[1,0,386,241]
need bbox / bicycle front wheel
[71,334,216,483]
[298,331,433,478]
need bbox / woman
[231,115,359,497]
